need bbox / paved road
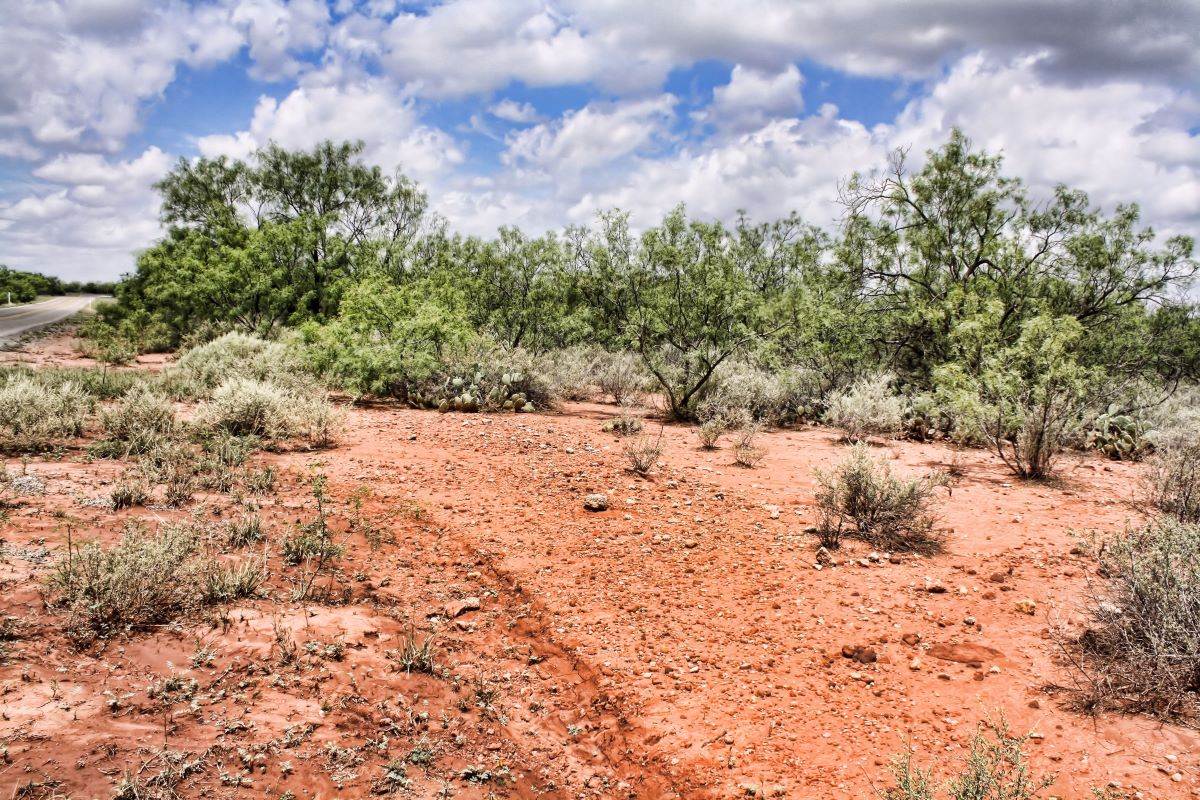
[0,295,100,342]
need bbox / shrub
[226,514,265,547]
[99,386,176,456]
[48,525,201,640]
[885,719,1054,800]
[733,424,767,467]
[823,372,907,441]
[194,377,340,446]
[1143,440,1200,523]
[815,445,947,553]
[166,332,306,398]
[623,430,663,476]
[110,475,150,510]
[697,419,725,449]
[601,414,643,436]
[936,313,1094,479]
[697,361,820,426]
[1073,519,1200,721]
[199,554,268,602]
[541,346,599,400]
[594,350,647,404]
[0,374,91,451]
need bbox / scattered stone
[901,633,921,646]
[444,597,481,618]
[1015,598,1037,615]
[926,582,947,594]
[583,493,609,512]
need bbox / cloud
[502,95,677,181]
[0,147,170,280]
[696,64,804,133]
[0,0,328,153]
[489,99,542,124]
[197,74,464,180]
[329,0,1199,103]
[889,53,1200,232]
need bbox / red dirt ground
[2,337,1197,799]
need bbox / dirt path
[311,402,1198,798]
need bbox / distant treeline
[0,266,115,303]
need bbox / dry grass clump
[885,719,1053,800]
[733,424,767,467]
[48,524,201,641]
[623,429,663,476]
[823,371,907,441]
[48,522,267,641]
[165,332,303,398]
[195,377,341,447]
[1071,519,1200,722]
[815,444,948,553]
[697,418,725,449]
[0,374,91,451]
[98,385,176,456]
[1143,439,1200,523]
[602,414,644,436]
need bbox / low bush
[194,377,340,446]
[594,350,648,404]
[541,346,600,400]
[823,372,907,441]
[601,414,644,436]
[1073,519,1200,721]
[697,418,725,449]
[1143,440,1200,523]
[885,719,1054,800]
[166,332,306,399]
[623,430,663,476]
[814,445,947,553]
[697,361,820,426]
[48,525,201,640]
[733,424,767,467]
[0,365,145,400]
[98,386,176,456]
[199,554,268,602]
[0,374,91,451]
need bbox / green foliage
[936,309,1096,478]
[91,133,1198,446]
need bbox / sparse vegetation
[1072,519,1200,721]
[1143,438,1200,523]
[815,445,948,553]
[732,423,767,467]
[195,376,340,446]
[48,525,202,640]
[623,429,663,476]
[884,719,1054,800]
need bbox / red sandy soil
[2,339,1198,799]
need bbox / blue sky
[1,0,1197,280]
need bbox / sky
[0,0,1198,282]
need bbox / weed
[48,525,200,640]
[732,424,767,467]
[824,371,907,441]
[225,514,264,547]
[814,445,948,553]
[623,428,663,476]
[0,374,91,452]
[392,625,436,674]
[602,414,643,436]
[885,718,1054,799]
[1143,440,1200,523]
[1069,518,1200,722]
[99,386,175,456]
[697,418,725,449]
